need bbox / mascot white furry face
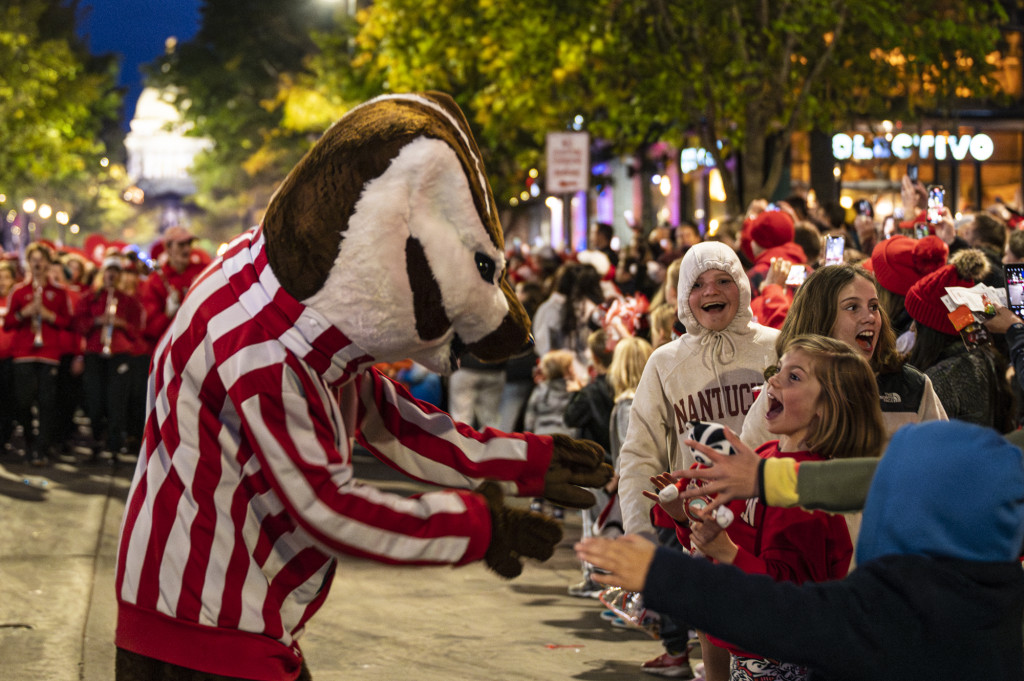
[114,92,609,681]
[262,92,529,374]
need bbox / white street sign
[546,132,590,193]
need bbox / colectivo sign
[832,132,995,163]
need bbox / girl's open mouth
[855,330,875,353]
[766,393,783,419]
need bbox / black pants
[0,358,14,447]
[82,353,132,453]
[126,353,151,448]
[12,360,58,457]
[116,647,313,681]
[54,353,82,448]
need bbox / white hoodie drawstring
[700,330,738,395]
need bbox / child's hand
[761,257,791,290]
[642,472,688,523]
[574,535,656,592]
[677,427,761,515]
[690,516,739,564]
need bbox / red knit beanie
[749,210,795,250]
[869,235,949,296]
[905,249,990,335]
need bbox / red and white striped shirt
[114,226,554,681]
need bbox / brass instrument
[31,285,43,348]
[101,288,118,356]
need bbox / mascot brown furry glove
[477,481,563,579]
[545,435,614,508]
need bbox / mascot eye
[475,252,496,284]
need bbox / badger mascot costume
[114,92,610,681]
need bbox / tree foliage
[330,0,615,201]
[147,0,340,240]
[322,0,1009,214]
[592,0,1009,211]
[155,0,1012,228]
[0,0,122,232]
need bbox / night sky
[76,0,203,121]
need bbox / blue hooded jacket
[857,420,1024,564]
[641,420,1024,680]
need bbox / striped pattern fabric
[115,226,552,679]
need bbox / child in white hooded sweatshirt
[618,241,779,679]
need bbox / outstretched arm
[676,426,878,513]
[674,427,763,514]
[574,535,657,592]
[355,367,610,507]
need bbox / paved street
[0,449,692,681]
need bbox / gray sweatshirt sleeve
[617,363,674,538]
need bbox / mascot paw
[478,482,562,579]
[544,434,614,509]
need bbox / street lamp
[56,211,70,246]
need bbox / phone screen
[824,235,845,266]
[882,216,896,239]
[1006,264,1024,317]
[927,185,945,224]
[855,199,873,218]
[907,164,919,183]
[785,264,807,286]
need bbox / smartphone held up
[927,185,945,224]
[1006,263,1024,318]
[824,235,845,266]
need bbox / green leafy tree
[593,0,1010,212]
[147,0,339,240]
[325,0,613,203]
[0,0,122,237]
[320,0,1009,216]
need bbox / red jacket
[74,288,145,356]
[750,282,793,330]
[139,260,206,349]
[0,299,14,359]
[747,242,806,293]
[3,279,72,364]
[709,442,853,658]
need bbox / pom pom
[950,248,990,282]
[911,236,949,275]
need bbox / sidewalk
[0,454,128,681]
[0,450,690,681]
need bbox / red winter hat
[749,210,795,250]
[905,249,990,335]
[869,235,949,296]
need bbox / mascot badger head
[262,92,529,375]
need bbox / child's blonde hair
[587,329,614,369]
[537,349,576,381]
[650,305,677,348]
[779,334,886,460]
[608,336,653,401]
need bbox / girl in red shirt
[667,334,886,681]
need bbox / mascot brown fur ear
[261,108,414,301]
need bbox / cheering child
[679,334,885,680]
